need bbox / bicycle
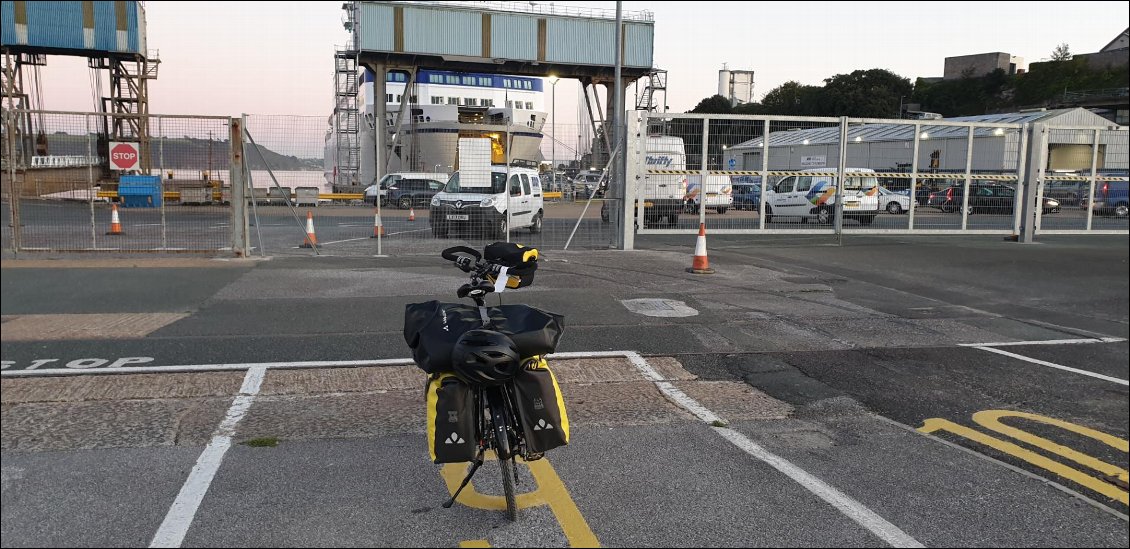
[404,243,567,522]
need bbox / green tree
[818,69,913,118]
[689,95,734,114]
[1050,43,1072,61]
[760,81,821,115]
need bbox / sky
[30,1,1128,143]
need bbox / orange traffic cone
[370,208,385,238]
[687,223,715,274]
[299,210,318,248]
[408,206,416,222]
[106,203,123,235]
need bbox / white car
[876,186,912,214]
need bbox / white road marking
[971,346,1129,386]
[622,351,924,548]
[959,337,1125,347]
[149,366,266,548]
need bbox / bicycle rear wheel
[488,388,519,521]
[497,453,518,521]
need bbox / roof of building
[1101,27,1129,52]
[729,108,1109,150]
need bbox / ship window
[479,77,491,86]
[431,96,443,104]
[462,76,475,85]
[448,97,459,105]
[429,74,443,83]
[524,81,532,90]
[386,94,393,103]
[446,75,459,84]
[483,99,494,107]
[525,102,534,110]
[466,98,478,106]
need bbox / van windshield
[443,172,508,194]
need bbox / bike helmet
[450,329,522,386]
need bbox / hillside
[39,134,320,171]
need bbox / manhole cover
[621,298,699,317]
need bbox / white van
[684,174,734,214]
[765,168,880,225]
[639,135,689,226]
[429,166,544,238]
[364,172,447,206]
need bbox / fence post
[1018,123,1047,243]
[622,111,639,250]
[835,117,848,240]
[229,117,249,256]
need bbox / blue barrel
[118,175,161,207]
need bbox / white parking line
[623,351,924,548]
[959,337,1126,347]
[971,346,1129,386]
[150,367,266,548]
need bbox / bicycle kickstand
[442,450,485,508]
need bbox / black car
[1044,180,1088,206]
[929,182,1060,214]
[387,179,445,209]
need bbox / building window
[431,96,444,104]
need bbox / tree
[819,69,913,118]
[690,95,734,114]
[760,81,820,115]
[1050,43,1072,61]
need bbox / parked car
[1044,180,1088,206]
[929,182,1060,214]
[1088,180,1129,217]
[364,172,447,207]
[876,185,911,214]
[387,178,446,209]
[732,183,762,211]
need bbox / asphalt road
[2,234,1128,547]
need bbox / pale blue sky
[35,1,1128,124]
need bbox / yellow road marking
[441,452,600,547]
[919,414,1129,504]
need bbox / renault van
[430,166,545,238]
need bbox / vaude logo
[645,155,674,168]
[445,432,465,444]
[533,397,545,410]
[533,419,554,431]
[447,411,459,423]
[441,308,450,332]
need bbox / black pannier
[404,301,564,374]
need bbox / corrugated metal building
[724,108,1127,173]
[0,0,146,56]
[353,1,654,80]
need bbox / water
[162,169,330,192]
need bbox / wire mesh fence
[3,109,1125,257]
[2,110,233,253]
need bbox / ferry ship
[325,68,546,186]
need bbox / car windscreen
[443,172,508,194]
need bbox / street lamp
[548,75,559,189]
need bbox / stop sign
[109,142,140,170]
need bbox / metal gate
[622,112,1128,245]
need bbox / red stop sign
[110,142,139,170]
